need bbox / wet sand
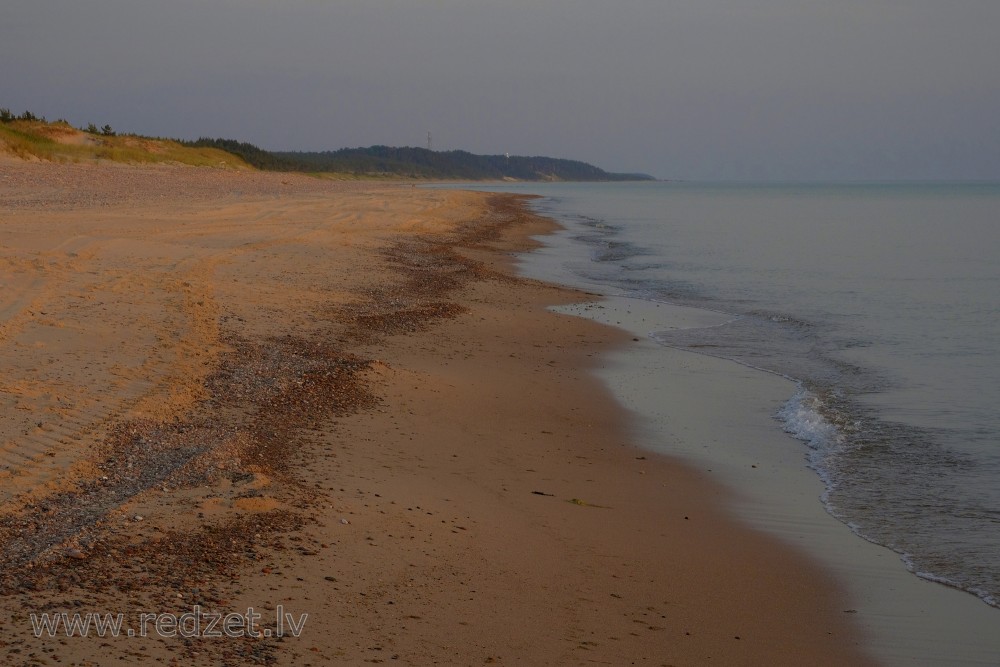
[0,159,874,665]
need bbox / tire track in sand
[0,236,225,507]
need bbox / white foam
[777,387,841,452]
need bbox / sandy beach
[0,159,875,665]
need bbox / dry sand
[0,159,875,665]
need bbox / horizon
[3,1,999,182]
[6,114,1000,185]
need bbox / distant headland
[0,108,653,181]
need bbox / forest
[183,139,654,181]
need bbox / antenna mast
[426,131,432,151]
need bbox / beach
[503,181,1000,666]
[0,160,873,665]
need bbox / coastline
[510,187,1000,666]
[544,297,1000,667]
[0,161,872,664]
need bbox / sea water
[457,181,1000,610]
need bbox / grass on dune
[0,121,251,169]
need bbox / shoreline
[0,161,872,664]
[509,188,1000,666]
[545,296,1000,666]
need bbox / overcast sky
[4,0,999,180]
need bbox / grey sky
[3,0,999,180]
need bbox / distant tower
[427,131,432,151]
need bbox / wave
[777,387,842,467]
[522,185,1000,611]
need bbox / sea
[454,180,1000,612]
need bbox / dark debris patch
[0,419,232,578]
[5,511,302,666]
[206,333,377,473]
[344,301,468,338]
[0,334,375,587]
[0,191,542,664]
[330,194,538,344]
[10,510,302,596]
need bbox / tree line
[1,108,115,136]
[183,139,653,181]
[1,106,652,181]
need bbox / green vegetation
[283,146,654,181]
[184,138,653,181]
[2,105,652,180]
[0,112,249,168]
[80,122,118,137]
[179,138,296,171]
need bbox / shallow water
[456,181,1000,609]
